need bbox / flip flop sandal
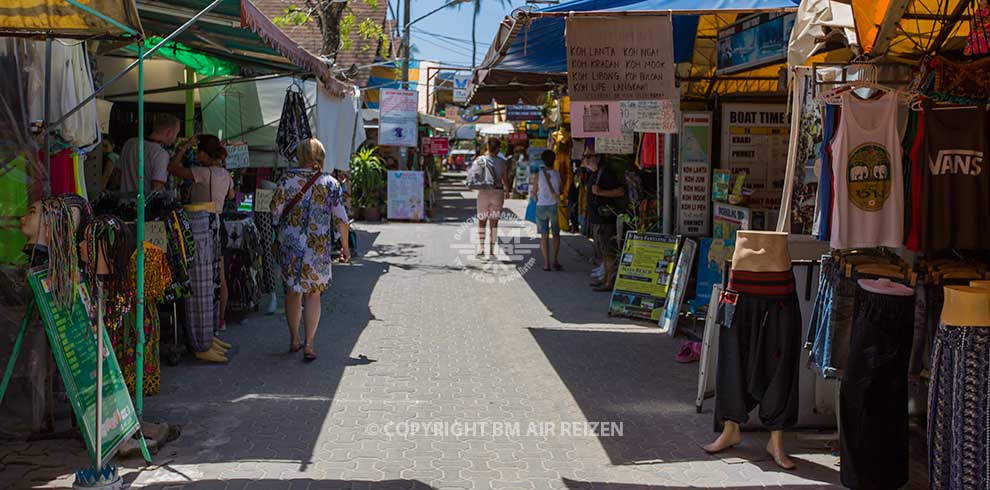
[303,351,318,362]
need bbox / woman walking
[271,138,351,362]
[531,150,563,271]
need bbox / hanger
[287,77,304,94]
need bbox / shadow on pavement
[130,477,433,490]
[560,478,839,490]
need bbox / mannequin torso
[731,231,791,272]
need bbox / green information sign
[27,267,140,468]
[608,232,680,321]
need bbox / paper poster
[566,16,677,101]
[596,133,635,154]
[224,141,250,169]
[690,238,735,308]
[571,138,585,160]
[677,112,713,236]
[379,89,419,147]
[720,103,789,209]
[660,238,698,336]
[571,101,621,138]
[620,100,680,134]
[27,268,140,468]
[717,12,795,75]
[608,232,680,321]
[386,171,425,220]
[713,203,750,240]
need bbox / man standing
[587,153,625,292]
[118,114,181,194]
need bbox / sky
[396,0,522,68]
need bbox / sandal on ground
[289,342,303,353]
[543,266,551,272]
[553,263,563,271]
[303,349,317,362]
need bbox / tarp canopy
[0,0,144,39]
[790,0,976,65]
[469,0,799,104]
[124,0,351,97]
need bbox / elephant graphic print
[830,92,903,249]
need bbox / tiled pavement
[1,175,927,489]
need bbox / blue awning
[470,0,798,103]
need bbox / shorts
[592,223,618,259]
[535,204,560,235]
[476,189,505,221]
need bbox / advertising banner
[720,103,789,209]
[660,238,698,335]
[453,73,471,103]
[386,171,425,220]
[506,105,543,121]
[608,232,679,321]
[379,89,418,147]
[717,12,796,75]
[27,268,140,468]
[678,112,713,236]
[421,137,449,155]
[619,100,680,134]
[713,202,750,240]
[566,16,677,101]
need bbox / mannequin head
[21,197,83,310]
[20,196,86,247]
[81,215,133,295]
[731,230,791,273]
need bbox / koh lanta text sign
[565,16,677,101]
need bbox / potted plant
[350,147,387,221]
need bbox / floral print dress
[270,169,348,294]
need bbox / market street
[4,175,914,489]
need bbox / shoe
[593,284,614,292]
[217,319,226,332]
[553,263,563,271]
[213,337,232,349]
[194,349,229,363]
[675,341,702,363]
[265,293,277,315]
[211,339,229,353]
[303,349,317,362]
[589,280,604,287]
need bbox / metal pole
[401,0,411,89]
[135,43,146,415]
[655,132,660,229]
[662,133,673,234]
[44,0,225,134]
[185,68,196,138]
[42,36,52,197]
[96,286,104,469]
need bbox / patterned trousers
[254,212,277,293]
[183,211,217,353]
[929,324,990,490]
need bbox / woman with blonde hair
[270,138,351,362]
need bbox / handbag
[525,197,538,223]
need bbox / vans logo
[930,150,983,176]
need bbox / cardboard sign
[566,16,677,101]
[27,268,140,468]
[144,221,169,251]
[379,89,419,147]
[596,132,634,155]
[254,189,274,212]
[224,141,250,169]
[608,232,680,321]
[620,100,680,134]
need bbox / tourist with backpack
[467,137,511,258]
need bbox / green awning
[124,36,239,76]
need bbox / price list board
[27,267,140,467]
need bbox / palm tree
[453,0,511,68]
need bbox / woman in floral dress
[270,138,351,361]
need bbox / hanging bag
[466,155,499,190]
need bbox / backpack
[466,155,500,190]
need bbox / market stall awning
[790,0,975,64]
[469,0,799,103]
[419,113,456,132]
[0,0,144,39]
[130,0,352,97]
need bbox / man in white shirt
[118,114,181,194]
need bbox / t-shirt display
[829,92,904,249]
[920,104,990,252]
